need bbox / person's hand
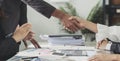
[22,31,34,48]
[69,16,98,33]
[12,23,32,42]
[60,15,81,32]
[52,10,83,32]
[88,53,118,61]
[96,39,108,49]
[23,31,41,48]
[68,16,85,30]
[23,31,35,41]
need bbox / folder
[40,35,84,46]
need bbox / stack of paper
[39,35,84,46]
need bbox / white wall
[20,0,100,50]
[70,0,99,19]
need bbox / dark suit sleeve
[22,0,56,18]
[19,2,27,26]
[0,38,19,60]
[0,2,27,60]
[110,42,120,54]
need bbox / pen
[21,56,38,60]
[52,52,65,56]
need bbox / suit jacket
[0,0,55,60]
[110,42,120,54]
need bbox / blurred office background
[20,0,99,50]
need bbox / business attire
[0,0,55,60]
[96,24,120,54]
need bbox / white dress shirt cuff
[96,24,109,42]
[105,42,112,50]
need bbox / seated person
[69,16,120,61]
[3,23,32,60]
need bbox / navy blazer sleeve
[22,0,56,18]
[0,38,19,60]
[19,2,27,26]
[110,42,120,54]
[0,2,27,60]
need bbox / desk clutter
[8,45,97,61]
[8,35,95,61]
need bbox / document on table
[14,48,96,61]
[16,49,52,57]
[16,48,96,57]
[39,35,85,46]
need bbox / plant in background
[81,0,104,34]
[59,2,80,34]
[87,0,104,24]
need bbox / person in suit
[69,16,120,61]
[0,0,80,60]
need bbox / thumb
[15,25,20,31]
[96,41,102,49]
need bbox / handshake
[61,16,97,33]
[61,16,86,32]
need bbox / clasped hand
[12,23,32,42]
[61,16,85,32]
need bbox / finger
[72,19,82,30]
[66,25,76,32]
[96,43,100,49]
[29,31,35,35]
[67,23,78,32]
[32,39,41,48]
[27,32,34,38]
[15,25,20,31]
[96,41,103,49]
[24,33,34,41]
[66,21,79,32]
[30,40,38,48]
[71,24,78,32]
[30,39,41,48]
[65,27,73,33]
[69,16,84,30]
[73,17,84,29]
[71,20,80,31]
[21,23,31,30]
[64,22,74,32]
[23,40,28,48]
[28,31,35,38]
[21,23,31,29]
[68,16,74,20]
[68,16,78,21]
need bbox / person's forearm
[81,19,98,33]
[116,54,120,61]
[52,9,70,20]
[112,54,120,61]
[22,0,56,18]
[0,38,19,60]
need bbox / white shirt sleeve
[105,42,112,50]
[96,24,120,43]
[96,24,109,42]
